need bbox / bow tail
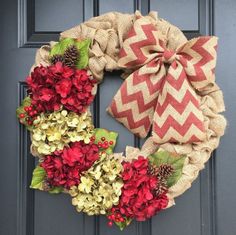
[107,62,165,138]
[152,62,206,144]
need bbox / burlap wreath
[30,11,226,208]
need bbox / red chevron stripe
[132,68,164,95]
[123,24,160,67]
[119,81,158,114]
[127,23,138,38]
[153,112,205,137]
[155,90,200,116]
[212,44,218,75]
[184,37,216,83]
[191,37,214,66]
[119,25,138,59]
[159,134,203,143]
[178,37,213,63]
[109,101,151,135]
[162,64,188,91]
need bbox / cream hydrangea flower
[69,153,123,215]
[78,176,94,193]
[31,109,94,155]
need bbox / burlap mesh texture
[31,11,226,208]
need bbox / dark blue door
[0,0,235,235]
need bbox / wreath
[16,11,226,230]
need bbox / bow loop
[108,15,218,144]
[177,36,218,91]
[118,17,165,69]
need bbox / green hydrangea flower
[70,153,123,216]
[31,109,94,155]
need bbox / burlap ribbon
[107,16,218,144]
[31,11,226,208]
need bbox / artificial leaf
[50,38,91,69]
[50,38,75,56]
[30,166,46,190]
[149,149,186,187]
[94,128,118,154]
[48,187,64,194]
[74,39,91,69]
[16,96,31,116]
[22,96,31,106]
[115,218,132,231]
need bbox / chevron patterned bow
[107,16,218,144]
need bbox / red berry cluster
[97,136,114,150]
[107,208,125,227]
[19,105,39,125]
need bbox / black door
[1,0,235,235]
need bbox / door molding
[17,82,35,235]
[17,0,94,48]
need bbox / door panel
[150,0,199,30]
[35,0,84,32]
[0,0,235,235]
[99,0,135,13]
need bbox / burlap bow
[107,16,218,144]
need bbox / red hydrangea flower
[111,156,168,221]
[26,62,97,113]
[40,140,99,189]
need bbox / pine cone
[148,162,159,176]
[158,164,174,179]
[42,180,52,191]
[50,54,64,65]
[154,179,168,196]
[64,45,79,67]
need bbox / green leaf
[74,39,91,69]
[22,96,31,106]
[94,128,118,154]
[16,97,31,116]
[30,166,63,194]
[16,106,24,117]
[49,38,91,69]
[50,38,75,56]
[115,218,132,231]
[149,149,186,187]
[48,187,64,194]
[30,166,46,190]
